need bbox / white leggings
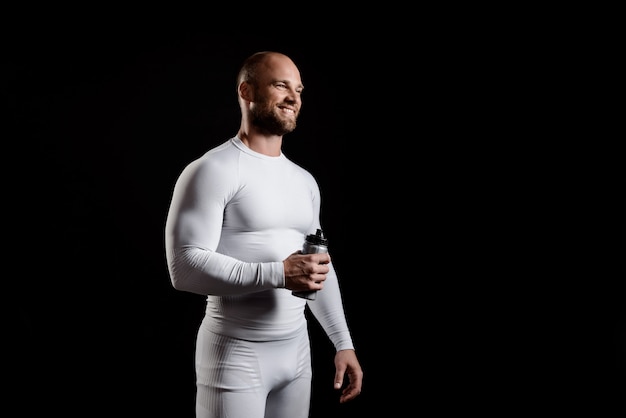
[194,324,312,418]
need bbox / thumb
[334,367,345,389]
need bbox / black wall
[8,31,381,416]
[8,28,625,417]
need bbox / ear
[239,81,253,102]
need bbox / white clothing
[164,136,355,417]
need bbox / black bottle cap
[306,228,328,245]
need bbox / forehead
[259,55,303,87]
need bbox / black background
[7,28,625,416]
[7,30,395,416]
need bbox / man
[164,51,363,418]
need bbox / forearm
[166,245,285,296]
[307,264,355,351]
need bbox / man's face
[249,59,303,136]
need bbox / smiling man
[164,51,363,418]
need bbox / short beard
[250,103,297,136]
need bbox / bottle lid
[306,228,328,245]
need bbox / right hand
[283,250,331,292]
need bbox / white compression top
[165,137,354,351]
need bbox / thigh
[263,328,312,418]
[264,374,312,418]
[195,330,266,418]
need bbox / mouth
[278,105,297,116]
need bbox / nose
[286,88,301,103]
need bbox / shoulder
[176,139,240,185]
[283,156,318,184]
[192,139,240,169]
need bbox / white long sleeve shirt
[165,136,354,351]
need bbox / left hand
[333,349,363,403]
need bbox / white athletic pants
[194,321,312,418]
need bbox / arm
[307,262,363,403]
[164,155,284,296]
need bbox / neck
[237,128,283,157]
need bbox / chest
[223,165,316,231]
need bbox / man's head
[237,51,304,136]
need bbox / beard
[249,101,298,136]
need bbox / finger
[339,384,362,403]
[313,253,331,264]
[334,367,345,389]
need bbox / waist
[201,290,307,341]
